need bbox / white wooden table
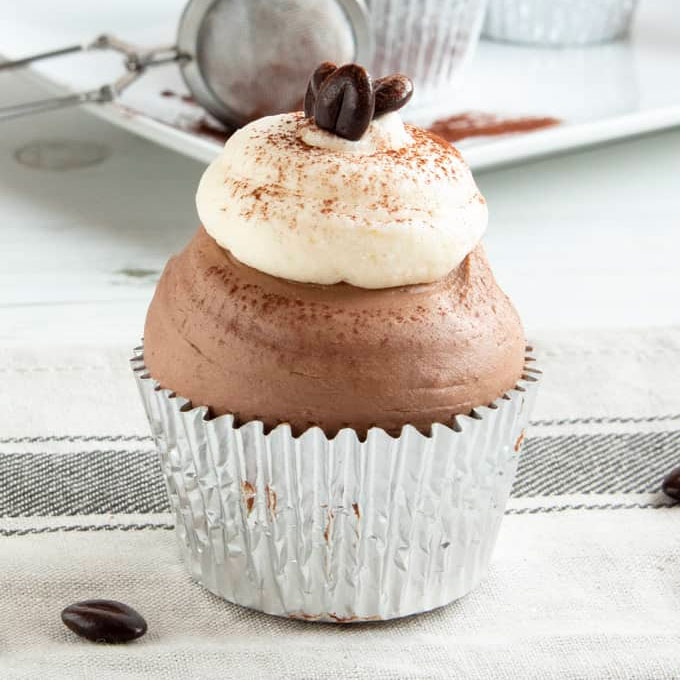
[1,72,680,348]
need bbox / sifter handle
[0,35,110,71]
[0,87,114,122]
[0,35,178,122]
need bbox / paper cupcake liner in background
[483,0,638,46]
[132,345,539,622]
[365,0,489,115]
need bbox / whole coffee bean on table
[61,600,147,643]
[661,466,680,501]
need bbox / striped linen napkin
[1,327,678,679]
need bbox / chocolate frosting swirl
[143,227,525,438]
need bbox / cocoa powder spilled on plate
[190,118,232,144]
[159,89,197,104]
[428,111,560,143]
[115,101,232,146]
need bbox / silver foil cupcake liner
[132,345,539,621]
[365,0,488,115]
[483,0,638,46]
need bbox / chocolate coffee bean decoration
[304,63,415,139]
[374,74,414,117]
[304,61,337,118]
[661,466,680,501]
[61,600,147,643]
[314,64,375,141]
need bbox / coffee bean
[661,466,680,501]
[314,64,374,141]
[303,62,415,139]
[304,62,337,118]
[374,74,414,117]
[61,600,147,643]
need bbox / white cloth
[1,327,679,679]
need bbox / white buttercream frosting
[196,112,487,289]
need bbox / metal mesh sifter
[0,0,372,129]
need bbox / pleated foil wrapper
[132,345,539,622]
[483,0,638,46]
[365,0,488,114]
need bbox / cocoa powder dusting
[265,485,278,514]
[324,510,334,543]
[242,481,256,514]
[191,119,231,145]
[429,112,560,143]
[159,90,196,104]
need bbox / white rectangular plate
[1,0,679,169]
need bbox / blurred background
[0,0,678,349]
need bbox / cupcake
[483,0,639,46]
[133,63,538,621]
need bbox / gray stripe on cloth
[529,413,680,427]
[0,434,153,444]
[505,501,676,515]
[512,431,680,497]
[0,449,168,517]
[1,431,679,517]
[0,522,174,537]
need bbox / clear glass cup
[365,0,489,116]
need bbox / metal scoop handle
[0,34,180,122]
